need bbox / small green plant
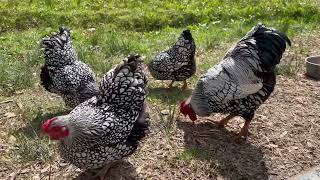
[154,104,177,136]
[177,147,210,162]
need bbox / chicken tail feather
[99,54,147,111]
[245,23,291,71]
[41,26,77,66]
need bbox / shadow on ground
[74,160,137,180]
[177,118,269,180]
[303,74,320,82]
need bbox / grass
[276,35,311,77]
[154,104,178,137]
[12,134,56,163]
[1,0,320,93]
[1,88,66,163]
[0,0,320,177]
[177,147,211,162]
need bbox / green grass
[177,147,211,162]
[1,0,320,93]
[1,0,320,32]
[12,133,56,163]
[2,88,67,163]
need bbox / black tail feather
[248,23,291,46]
[181,29,193,41]
[41,26,70,49]
[272,29,291,46]
[41,26,76,66]
[40,65,53,92]
[124,110,150,156]
[245,23,291,70]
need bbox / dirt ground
[1,33,320,180]
[0,72,318,180]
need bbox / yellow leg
[182,80,188,90]
[168,80,174,88]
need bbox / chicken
[148,30,196,89]
[180,23,291,140]
[41,55,149,179]
[40,27,98,108]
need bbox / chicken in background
[180,23,291,140]
[42,55,149,179]
[148,30,196,89]
[40,27,98,108]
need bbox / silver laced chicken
[42,55,149,179]
[40,27,98,108]
[148,30,196,89]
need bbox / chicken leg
[168,80,175,88]
[236,121,250,140]
[92,163,113,180]
[209,114,236,128]
[182,80,188,90]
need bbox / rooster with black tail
[180,23,291,140]
[148,30,196,89]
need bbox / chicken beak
[179,112,186,117]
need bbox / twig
[49,163,51,180]
[0,100,13,104]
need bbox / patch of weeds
[277,55,304,77]
[277,38,306,77]
[74,28,149,75]
[0,30,42,93]
[12,133,56,163]
[148,86,191,106]
[0,57,38,93]
[100,30,139,58]
[19,107,66,138]
[177,147,210,162]
[9,97,65,163]
[154,104,177,137]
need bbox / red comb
[42,117,57,133]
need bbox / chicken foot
[168,81,175,88]
[236,121,250,141]
[182,80,188,90]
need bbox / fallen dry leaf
[4,112,16,118]
[8,135,16,144]
[279,131,288,138]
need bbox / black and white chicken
[148,30,196,89]
[40,27,98,108]
[42,55,149,179]
[180,23,291,140]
